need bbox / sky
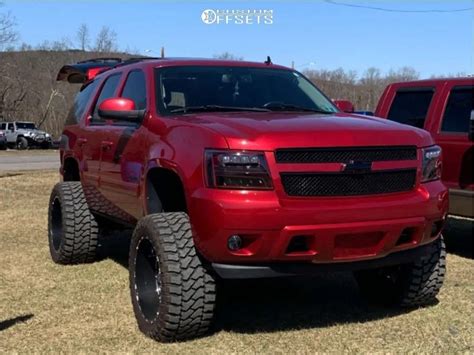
[3,0,473,78]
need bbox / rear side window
[387,89,434,129]
[441,86,473,133]
[121,70,147,110]
[66,80,99,125]
[0,123,5,130]
[91,73,122,123]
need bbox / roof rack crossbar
[77,57,123,64]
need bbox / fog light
[227,235,242,251]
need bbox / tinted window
[155,66,338,115]
[0,123,5,130]
[387,89,434,128]
[121,70,147,110]
[66,80,99,125]
[441,86,473,133]
[16,122,36,129]
[91,73,122,123]
[7,123,14,130]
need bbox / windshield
[155,66,338,115]
[16,122,36,129]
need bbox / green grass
[0,171,473,353]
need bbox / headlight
[205,150,273,190]
[421,145,442,183]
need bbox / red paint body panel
[60,59,448,264]
[375,78,473,191]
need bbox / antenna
[264,56,272,65]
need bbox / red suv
[50,57,448,342]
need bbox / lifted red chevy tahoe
[374,78,473,218]
[50,57,448,342]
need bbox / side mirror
[98,98,145,122]
[333,99,355,113]
[468,110,474,141]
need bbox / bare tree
[76,23,90,51]
[0,2,18,49]
[213,52,243,60]
[94,26,117,52]
[36,37,71,51]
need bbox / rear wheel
[129,212,216,342]
[354,236,446,307]
[48,182,99,264]
[16,137,28,150]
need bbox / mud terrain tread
[400,236,446,307]
[48,182,98,264]
[354,236,446,307]
[129,212,216,342]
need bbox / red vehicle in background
[374,78,473,218]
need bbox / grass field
[0,149,59,156]
[0,171,473,353]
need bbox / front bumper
[27,135,51,145]
[190,180,448,264]
[212,239,435,279]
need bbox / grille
[280,169,417,197]
[275,146,417,163]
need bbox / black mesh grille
[281,170,417,196]
[275,146,417,163]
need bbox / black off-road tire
[354,236,446,307]
[48,182,99,264]
[129,212,216,342]
[16,137,28,150]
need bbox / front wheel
[41,141,52,149]
[16,137,28,150]
[129,212,216,342]
[354,236,446,307]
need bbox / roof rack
[77,57,123,64]
[115,57,161,67]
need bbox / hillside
[0,50,132,137]
[0,50,421,138]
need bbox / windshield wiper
[260,102,333,114]
[170,105,271,114]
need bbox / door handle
[77,138,88,147]
[101,141,114,151]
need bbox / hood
[175,112,433,150]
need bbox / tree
[213,52,243,60]
[386,66,419,82]
[76,23,90,51]
[0,2,18,49]
[94,26,117,52]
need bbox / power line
[323,0,473,13]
